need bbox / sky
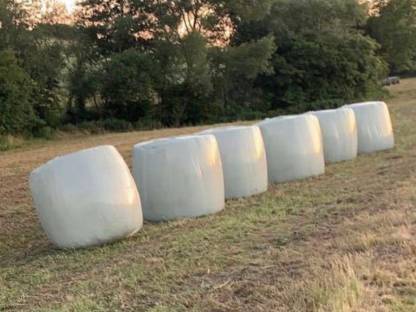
[39,0,77,13]
[60,0,76,13]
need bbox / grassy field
[1,79,416,312]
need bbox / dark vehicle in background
[383,76,401,86]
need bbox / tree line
[1,0,416,141]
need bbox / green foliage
[0,0,29,50]
[0,0,67,138]
[33,126,55,139]
[1,0,412,139]
[0,134,26,151]
[210,35,276,112]
[267,32,387,111]
[21,38,66,128]
[66,31,101,122]
[75,0,278,124]
[0,51,37,135]
[100,49,157,122]
[156,32,214,126]
[367,0,416,73]
[77,118,133,133]
[235,0,387,112]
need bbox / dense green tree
[0,51,37,135]
[232,0,387,112]
[0,0,29,48]
[266,32,386,111]
[21,35,66,128]
[0,0,71,135]
[65,27,103,122]
[156,31,214,126]
[367,0,416,73]
[77,0,277,125]
[0,0,405,137]
[210,35,276,116]
[79,0,154,54]
[100,49,157,122]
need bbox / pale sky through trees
[35,0,375,20]
[64,0,75,12]
[57,0,75,12]
[43,0,76,13]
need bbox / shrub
[33,126,55,139]
[101,50,156,122]
[62,119,133,134]
[59,123,78,133]
[0,51,37,135]
[134,118,163,131]
[99,119,133,132]
[77,121,105,134]
[0,135,25,151]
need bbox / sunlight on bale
[199,126,268,199]
[258,115,325,183]
[132,135,225,221]
[310,107,358,163]
[347,101,395,154]
[29,145,143,249]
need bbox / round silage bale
[132,135,225,221]
[30,145,143,249]
[199,126,268,199]
[347,101,394,154]
[258,115,325,183]
[310,107,358,163]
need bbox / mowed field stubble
[1,79,416,312]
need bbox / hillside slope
[0,79,415,311]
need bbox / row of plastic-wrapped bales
[30,101,395,249]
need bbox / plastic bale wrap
[347,101,394,154]
[258,115,325,183]
[310,108,358,163]
[133,135,225,221]
[199,126,268,199]
[30,145,143,249]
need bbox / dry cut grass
[0,79,416,311]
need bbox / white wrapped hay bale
[310,108,358,163]
[258,115,325,183]
[347,101,394,154]
[133,135,225,221]
[30,145,143,249]
[199,126,268,199]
